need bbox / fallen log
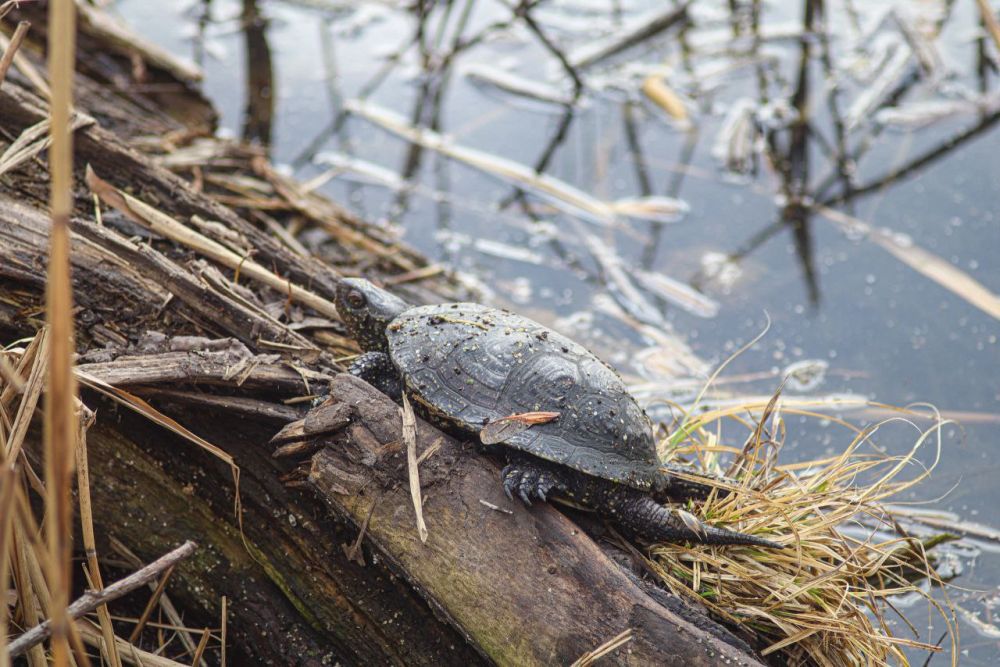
[306,374,766,665]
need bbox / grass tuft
[650,387,958,666]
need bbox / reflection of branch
[568,2,689,70]
[241,0,274,149]
[641,128,699,271]
[193,0,212,69]
[820,110,1000,206]
[814,3,854,204]
[761,0,820,306]
[489,0,584,210]
[292,1,494,169]
[514,1,583,95]
[622,101,652,196]
[498,104,576,210]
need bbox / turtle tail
[607,487,782,549]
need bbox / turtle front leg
[501,458,568,505]
[349,351,403,400]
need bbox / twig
[512,1,582,95]
[342,500,377,566]
[108,538,204,664]
[0,350,25,394]
[570,628,634,667]
[0,1,22,22]
[220,595,228,667]
[190,628,212,667]
[76,620,189,667]
[5,327,48,462]
[127,564,175,643]
[0,467,17,667]
[0,20,29,89]
[401,394,428,542]
[77,412,124,667]
[8,541,198,658]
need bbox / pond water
[114,0,1000,662]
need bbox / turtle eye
[346,289,366,309]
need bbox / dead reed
[650,389,957,666]
[43,1,79,664]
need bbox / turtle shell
[386,302,661,491]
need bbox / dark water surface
[116,0,1000,661]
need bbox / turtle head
[336,278,409,352]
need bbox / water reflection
[241,0,274,148]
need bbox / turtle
[335,278,781,548]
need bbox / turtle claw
[517,468,542,505]
[501,464,521,502]
[501,461,566,506]
[535,472,557,502]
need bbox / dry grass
[649,388,958,666]
[43,1,80,665]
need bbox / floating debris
[782,359,829,392]
[888,7,945,79]
[313,151,408,190]
[818,206,1000,322]
[711,98,758,175]
[875,92,1000,130]
[641,75,690,124]
[568,3,689,70]
[687,21,816,55]
[580,232,667,327]
[347,99,674,228]
[462,62,575,107]
[844,38,918,129]
[699,252,743,292]
[473,238,546,265]
[435,231,546,265]
[632,269,719,319]
[609,195,690,224]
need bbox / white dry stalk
[844,39,917,129]
[85,166,340,320]
[817,205,1000,321]
[401,394,428,543]
[346,99,687,227]
[462,62,575,106]
[0,25,50,99]
[0,115,94,178]
[569,628,634,667]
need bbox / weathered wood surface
[307,375,765,666]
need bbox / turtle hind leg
[349,351,403,400]
[602,485,783,549]
[654,463,736,502]
[501,458,568,505]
